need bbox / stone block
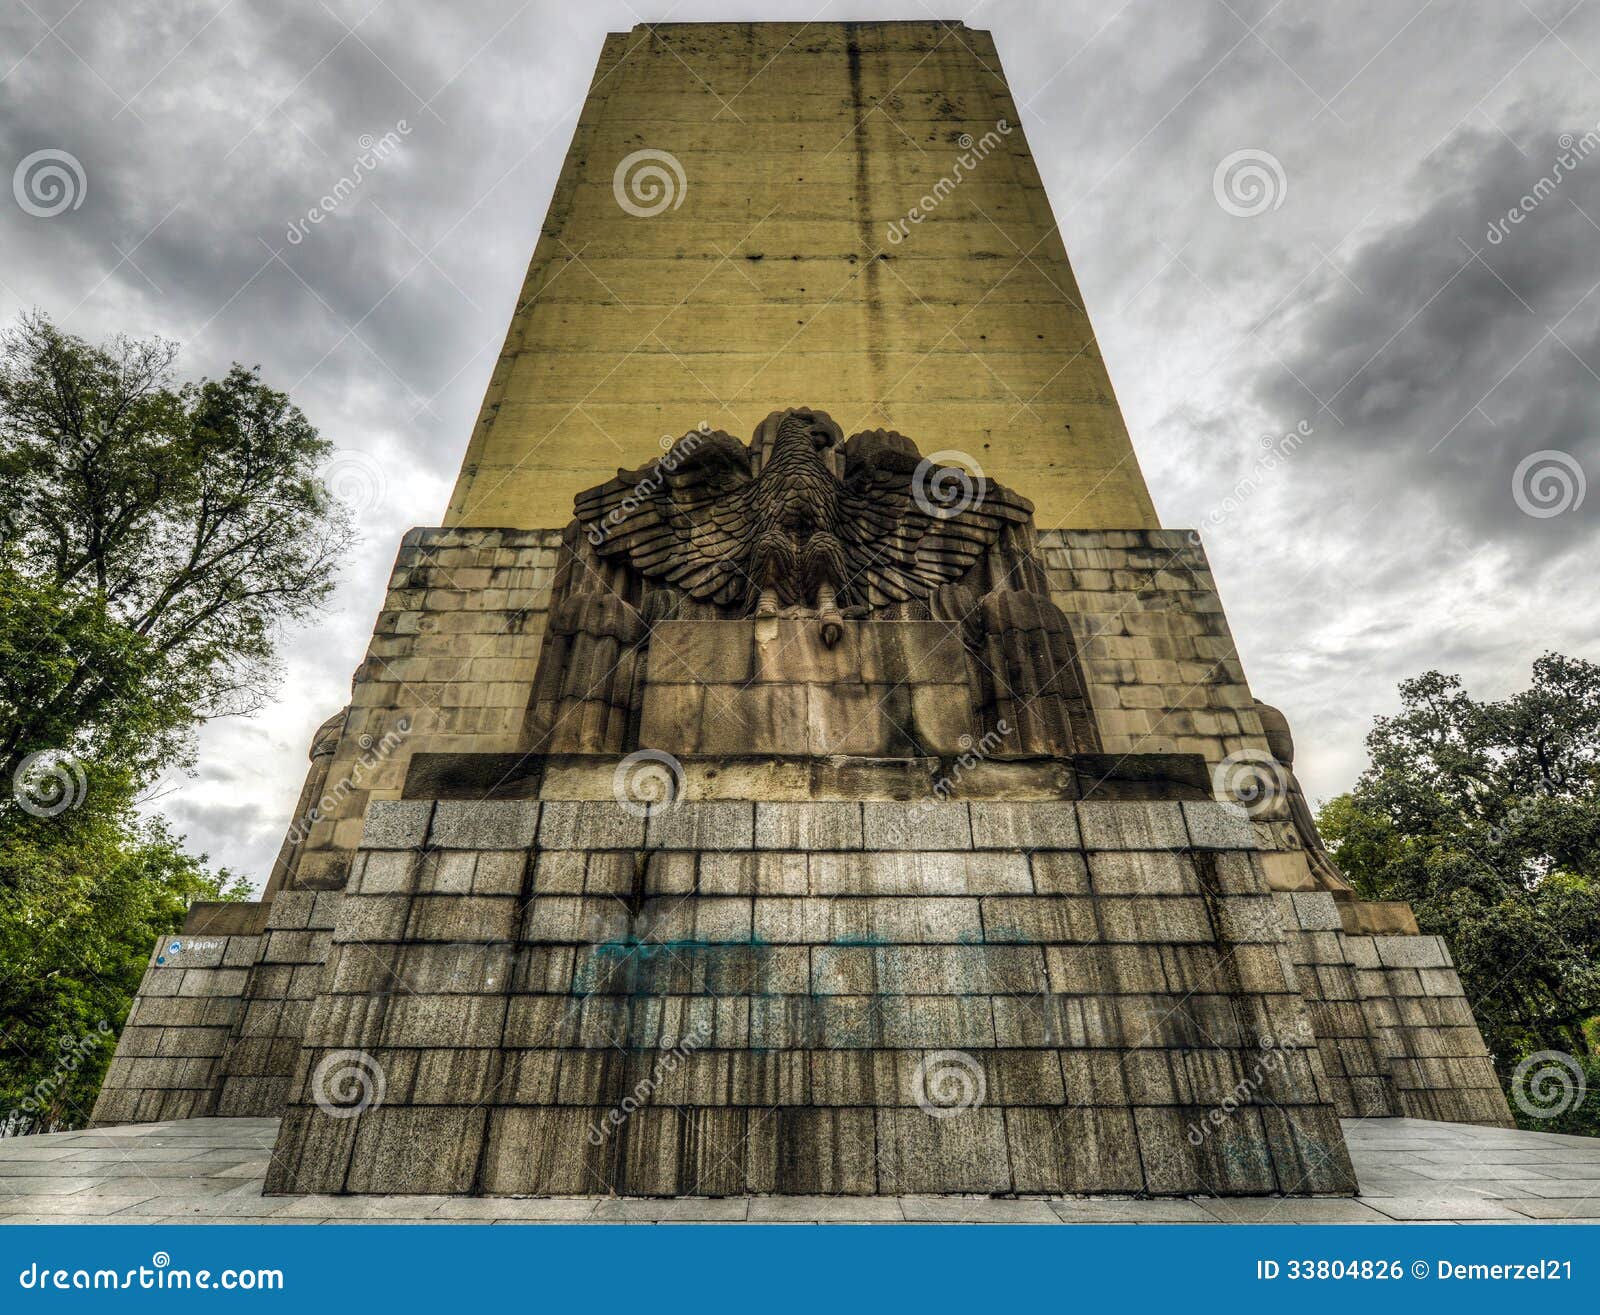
[1182,800,1257,849]
[344,1107,486,1194]
[1028,851,1087,893]
[861,801,970,850]
[647,620,754,684]
[1088,849,1198,895]
[875,1108,1010,1194]
[776,1110,877,1194]
[1006,1106,1144,1193]
[1076,800,1187,849]
[407,895,520,943]
[429,800,540,849]
[472,850,529,895]
[646,801,755,850]
[538,800,646,850]
[414,849,476,895]
[381,995,506,1047]
[969,801,1080,850]
[1375,935,1452,969]
[755,801,863,850]
[982,896,1098,943]
[531,851,587,894]
[1290,891,1343,932]
[361,800,433,849]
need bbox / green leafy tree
[0,771,249,1134]
[0,311,353,785]
[1318,653,1600,1131]
[0,313,351,1132]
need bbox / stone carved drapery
[526,408,1099,758]
[262,705,348,897]
[1254,700,1351,892]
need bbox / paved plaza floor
[2,1117,1597,1224]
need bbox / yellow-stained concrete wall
[445,20,1159,532]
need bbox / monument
[92,20,1511,1198]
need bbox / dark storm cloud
[1255,121,1600,549]
[0,1,590,464]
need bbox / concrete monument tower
[93,21,1511,1198]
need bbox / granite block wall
[212,890,342,1118]
[97,523,1514,1148]
[91,917,262,1124]
[288,525,563,890]
[264,797,1356,1197]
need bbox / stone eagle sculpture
[574,407,1033,645]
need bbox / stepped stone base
[91,522,1515,1192]
[261,795,1356,1197]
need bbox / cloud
[5,0,1599,881]
[1256,121,1600,550]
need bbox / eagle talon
[819,615,844,647]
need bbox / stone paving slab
[0,1117,1596,1223]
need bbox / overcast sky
[3,0,1597,891]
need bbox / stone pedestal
[640,619,975,757]
[262,794,1357,1197]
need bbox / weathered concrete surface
[3,1117,1596,1223]
[444,21,1160,532]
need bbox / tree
[0,312,351,1132]
[0,770,248,1135]
[0,311,354,785]
[1318,654,1600,1098]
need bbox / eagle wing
[834,430,1033,608]
[573,429,757,607]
